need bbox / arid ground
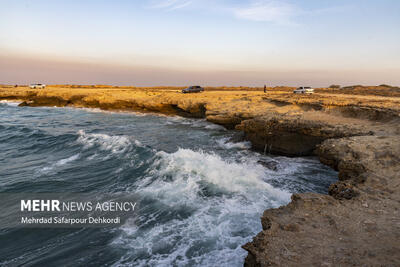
[1,85,399,266]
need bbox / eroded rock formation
[243,136,400,266]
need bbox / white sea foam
[76,130,141,154]
[216,138,251,150]
[151,149,284,195]
[71,107,161,118]
[204,123,225,130]
[115,148,291,266]
[78,107,105,113]
[191,119,226,131]
[56,154,80,165]
[165,117,226,131]
[165,116,195,126]
[0,100,21,106]
[39,154,80,173]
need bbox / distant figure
[263,84,267,93]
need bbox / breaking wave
[39,154,80,173]
[0,100,21,106]
[216,138,251,150]
[76,130,142,154]
[115,148,290,266]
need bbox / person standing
[264,84,267,93]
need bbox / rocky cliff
[243,136,400,266]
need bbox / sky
[1,0,399,86]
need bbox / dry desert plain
[1,85,400,266]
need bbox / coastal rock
[328,181,358,199]
[243,136,400,266]
[18,101,29,106]
[206,114,242,129]
[236,115,371,156]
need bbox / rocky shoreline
[1,86,399,265]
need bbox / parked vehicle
[182,86,204,93]
[29,83,46,89]
[293,86,314,94]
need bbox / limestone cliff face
[236,115,373,156]
[2,86,400,265]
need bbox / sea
[0,100,337,266]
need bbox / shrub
[329,84,341,89]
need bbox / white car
[29,83,46,89]
[293,86,314,94]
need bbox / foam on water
[151,148,286,197]
[76,130,139,154]
[77,107,151,117]
[216,138,251,150]
[39,154,80,173]
[204,124,226,130]
[115,148,291,266]
[165,117,226,131]
[0,100,21,106]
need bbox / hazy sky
[1,0,399,86]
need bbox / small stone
[328,182,359,200]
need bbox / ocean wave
[116,148,290,266]
[0,100,21,106]
[39,154,80,173]
[139,149,288,204]
[147,148,289,199]
[204,124,225,130]
[77,107,147,117]
[165,117,226,131]
[216,138,251,150]
[76,130,142,154]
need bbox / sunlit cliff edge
[1,85,400,266]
